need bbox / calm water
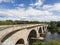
[45,32,60,42]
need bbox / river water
[45,32,60,42]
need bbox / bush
[32,38,60,45]
[48,39,60,45]
[32,41,48,45]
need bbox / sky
[0,0,60,22]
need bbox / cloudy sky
[0,0,60,22]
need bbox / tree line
[0,20,41,25]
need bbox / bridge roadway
[0,24,48,45]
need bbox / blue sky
[0,0,60,22]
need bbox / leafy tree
[48,21,58,33]
[57,21,60,27]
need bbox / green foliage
[32,38,60,45]
[48,39,60,45]
[57,27,60,34]
[57,21,60,27]
[0,20,14,25]
[32,41,48,45]
[0,20,41,25]
[48,21,60,33]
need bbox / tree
[57,21,60,27]
[48,21,57,33]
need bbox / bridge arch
[38,27,42,33]
[38,27,45,37]
[28,30,37,45]
[15,39,24,45]
[43,26,45,31]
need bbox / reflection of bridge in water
[0,24,48,45]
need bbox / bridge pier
[35,27,40,38]
[24,38,29,45]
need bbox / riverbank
[32,32,60,45]
[45,32,60,42]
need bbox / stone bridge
[0,24,48,45]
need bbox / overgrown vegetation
[32,38,60,45]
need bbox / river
[45,32,60,42]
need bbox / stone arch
[28,30,37,45]
[2,29,38,45]
[38,27,44,37]
[15,39,24,45]
[39,27,42,33]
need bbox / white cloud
[0,0,14,3]
[18,4,24,7]
[0,1,60,21]
[34,0,44,6]
[30,0,44,7]
[52,3,60,11]
[41,3,60,21]
[0,6,58,21]
[43,3,60,11]
[43,5,53,10]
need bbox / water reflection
[53,32,58,40]
[45,32,60,42]
[45,32,51,42]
